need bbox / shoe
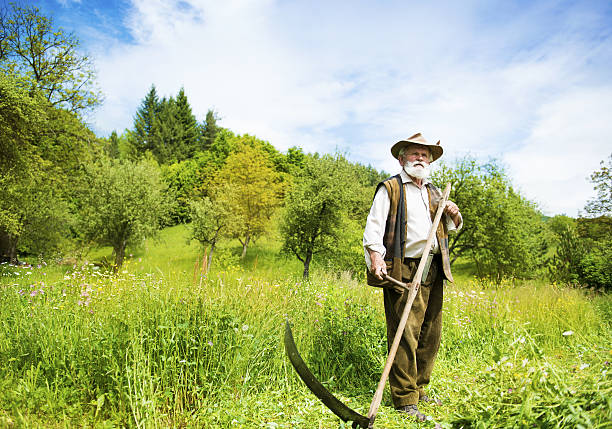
[396,404,431,422]
[419,395,442,406]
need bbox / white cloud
[503,87,612,216]
[89,0,612,216]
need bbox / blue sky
[34,0,612,216]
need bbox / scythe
[284,183,451,428]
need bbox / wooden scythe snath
[284,183,451,428]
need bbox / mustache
[407,161,427,168]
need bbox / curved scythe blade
[284,321,370,428]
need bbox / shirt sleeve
[363,186,390,269]
[445,211,463,232]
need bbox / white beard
[403,161,430,180]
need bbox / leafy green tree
[77,158,169,271]
[161,158,203,223]
[104,131,121,159]
[213,144,282,258]
[0,2,100,113]
[188,197,226,272]
[546,215,576,238]
[548,216,612,290]
[547,156,612,290]
[354,162,388,187]
[547,220,583,285]
[0,73,44,261]
[0,5,104,261]
[0,72,98,261]
[585,153,611,217]
[579,242,612,289]
[280,154,362,279]
[205,128,238,167]
[0,72,42,186]
[284,146,306,173]
[430,156,546,282]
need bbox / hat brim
[391,140,443,161]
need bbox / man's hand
[368,249,387,281]
[444,200,461,228]
[368,249,405,294]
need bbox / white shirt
[363,170,462,269]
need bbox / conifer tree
[105,131,120,159]
[132,85,160,154]
[150,96,178,164]
[201,109,220,150]
[174,87,200,159]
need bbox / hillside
[0,224,610,427]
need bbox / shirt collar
[400,168,431,186]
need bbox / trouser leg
[416,264,444,396]
[383,258,443,407]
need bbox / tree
[0,2,101,113]
[131,85,160,154]
[547,218,584,285]
[213,144,282,258]
[0,74,45,261]
[161,158,203,224]
[188,197,225,272]
[284,146,306,173]
[174,87,200,159]
[280,154,362,279]
[547,156,612,290]
[149,96,179,163]
[104,131,120,159]
[201,109,220,151]
[430,156,547,282]
[584,153,611,217]
[0,71,43,186]
[77,158,169,271]
[0,72,98,262]
[132,86,209,163]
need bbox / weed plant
[0,227,610,428]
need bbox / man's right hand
[368,250,387,281]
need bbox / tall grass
[0,225,610,428]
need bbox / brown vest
[366,175,454,287]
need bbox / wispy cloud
[78,0,612,216]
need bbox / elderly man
[363,133,462,421]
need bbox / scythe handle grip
[383,275,410,290]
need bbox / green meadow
[0,224,610,428]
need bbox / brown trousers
[383,255,444,407]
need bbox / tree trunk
[240,233,250,259]
[206,226,222,273]
[0,229,19,264]
[113,240,127,273]
[302,250,313,280]
[207,241,216,274]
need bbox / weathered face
[399,144,431,167]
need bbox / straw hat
[390,133,443,161]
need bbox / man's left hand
[444,200,461,227]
